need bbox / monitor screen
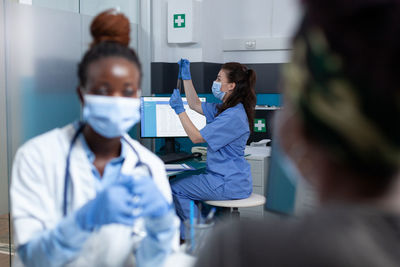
[264,140,297,215]
[247,106,280,145]
[265,139,317,216]
[140,96,207,138]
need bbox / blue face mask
[212,81,225,101]
[83,95,141,138]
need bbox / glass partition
[32,0,79,12]
[0,1,10,265]
[80,0,139,24]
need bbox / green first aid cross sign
[254,119,266,132]
[173,14,186,28]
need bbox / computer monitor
[140,96,207,162]
[264,139,317,216]
[247,106,280,145]
[264,140,297,215]
[141,96,206,137]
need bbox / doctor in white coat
[10,10,178,267]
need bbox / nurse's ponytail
[216,63,257,132]
[247,69,256,96]
[77,9,142,87]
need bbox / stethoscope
[63,122,153,217]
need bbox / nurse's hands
[178,59,191,80]
[126,174,171,218]
[169,89,185,114]
[75,176,136,231]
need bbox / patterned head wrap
[283,16,400,177]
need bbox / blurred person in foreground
[11,10,178,267]
[195,1,400,266]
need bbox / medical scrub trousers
[171,173,238,239]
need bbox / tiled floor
[0,214,11,267]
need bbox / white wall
[30,0,139,24]
[152,0,302,64]
[222,0,274,39]
[222,0,302,63]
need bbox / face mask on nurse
[212,81,225,101]
[80,57,142,138]
[212,69,236,101]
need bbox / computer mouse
[192,152,202,158]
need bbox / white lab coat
[10,123,179,266]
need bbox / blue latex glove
[169,89,185,114]
[75,176,135,231]
[122,174,170,218]
[178,59,191,80]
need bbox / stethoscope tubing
[63,122,153,217]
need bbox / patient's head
[279,0,400,202]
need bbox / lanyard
[63,123,153,217]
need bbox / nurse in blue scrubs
[169,59,257,238]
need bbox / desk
[165,252,196,267]
[167,158,207,178]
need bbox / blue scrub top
[199,102,252,198]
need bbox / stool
[205,193,266,219]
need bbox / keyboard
[159,152,201,164]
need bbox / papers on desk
[165,163,195,171]
[165,252,196,267]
